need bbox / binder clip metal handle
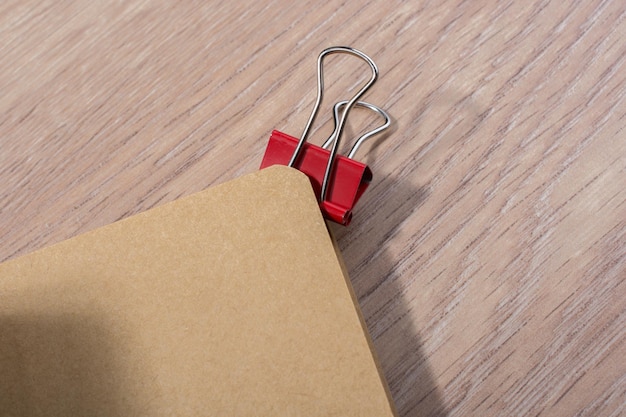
[322,100,391,159]
[260,46,388,226]
[287,46,379,202]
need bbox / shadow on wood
[334,176,448,417]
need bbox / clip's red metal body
[260,130,371,226]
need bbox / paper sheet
[0,166,396,416]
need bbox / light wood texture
[1,1,624,416]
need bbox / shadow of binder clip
[260,46,391,226]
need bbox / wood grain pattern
[1,1,624,416]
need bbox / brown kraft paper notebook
[0,165,396,416]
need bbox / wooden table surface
[1,1,624,416]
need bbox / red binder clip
[260,46,390,226]
[261,101,390,225]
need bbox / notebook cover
[0,165,396,416]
